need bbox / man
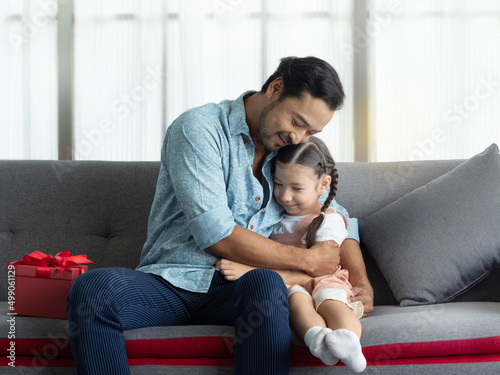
[67,56,373,374]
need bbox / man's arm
[340,239,374,317]
[207,225,340,278]
[215,235,374,315]
[326,202,373,316]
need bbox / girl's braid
[305,156,339,248]
[320,159,339,212]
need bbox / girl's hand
[215,259,257,281]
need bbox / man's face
[258,93,334,151]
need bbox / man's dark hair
[260,56,345,111]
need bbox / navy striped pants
[67,267,291,374]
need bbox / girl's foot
[325,329,366,373]
[304,326,339,366]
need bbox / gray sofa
[1,157,499,374]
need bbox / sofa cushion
[360,143,500,306]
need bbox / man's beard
[258,100,281,151]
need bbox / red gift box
[4,251,93,319]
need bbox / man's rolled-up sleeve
[188,206,236,250]
[346,217,359,243]
[164,111,236,249]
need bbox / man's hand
[306,240,341,277]
[351,286,374,318]
[339,239,374,318]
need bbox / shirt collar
[228,91,255,137]
[228,91,277,163]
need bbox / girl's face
[273,161,331,216]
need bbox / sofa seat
[1,301,499,374]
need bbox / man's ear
[318,175,332,195]
[266,77,284,99]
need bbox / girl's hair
[275,136,339,248]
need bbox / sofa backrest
[5,158,491,305]
[0,161,159,301]
[334,159,463,220]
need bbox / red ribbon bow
[3,250,94,278]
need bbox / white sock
[325,329,366,373]
[304,326,339,366]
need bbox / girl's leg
[289,291,326,338]
[316,299,366,373]
[288,290,339,366]
[317,300,362,338]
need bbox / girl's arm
[215,259,313,286]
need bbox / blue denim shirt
[136,92,359,293]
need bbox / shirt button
[250,225,254,230]
[255,196,261,202]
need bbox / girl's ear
[318,175,331,195]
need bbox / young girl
[217,137,366,373]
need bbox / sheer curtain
[72,0,355,161]
[73,0,165,161]
[2,0,499,162]
[0,0,58,159]
[371,0,500,161]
